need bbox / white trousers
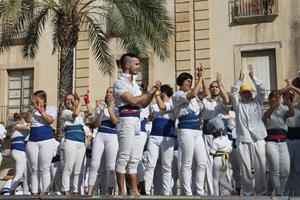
[136,133,148,183]
[88,132,118,188]
[285,140,300,196]
[26,139,55,193]
[203,134,214,195]
[11,150,27,191]
[171,150,179,195]
[144,136,175,195]
[50,161,62,192]
[62,139,86,192]
[178,129,207,195]
[266,141,290,195]
[116,117,141,174]
[212,156,233,195]
[238,140,267,196]
[229,148,242,188]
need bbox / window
[116,58,149,92]
[241,49,276,94]
[7,69,34,121]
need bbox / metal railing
[229,0,278,25]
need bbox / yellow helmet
[239,83,253,92]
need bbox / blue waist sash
[287,127,300,140]
[65,124,85,142]
[98,120,117,134]
[140,118,147,133]
[151,118,176,137]
[29,126,53,142]
[178,113,201,130]
[119,104,140,118]
[11,136,26,151]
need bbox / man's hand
[84,90,90,104]
[196,64,204,79]
[96,100,105,111]
[248,64,254,79]
[74,92,81,102]
[285,79,292,88]
[239,69,244,81]
[216,72,222,84]
[148,81,161,95]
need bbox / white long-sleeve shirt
[230,77,267,142]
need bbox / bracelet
[37,107,45,114]
[155,90,161,97]
[84,95,90,104]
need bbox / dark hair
[161,84,173,97]
[268,90,279,99]
[209,81,219,89]
[120,53,139,71]
[176,72,193,86]
[13,113,21,121]
[32,90,47,109]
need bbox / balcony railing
[229,0,278,25]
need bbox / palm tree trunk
[57,47,74,140]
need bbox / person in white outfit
[0,122,6,167]
[200,72,230,195]
[172,65,207,195]
[282,80,300,196]
[10,113,30,195]
[113,53,160,196]
[136,107,150,195]
[88,87,119,195]
[50,138,63,194]
[263,90,294,196]
[206,117,233,196]
[230,65,267,196]
[61,91,92,195]
[26,90,57,195]
[144,84,176,195]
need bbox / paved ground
[0,196,299,200]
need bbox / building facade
[0,0,299,125]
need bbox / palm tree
[0,0,174,136]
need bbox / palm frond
[21,4,50,59]
[106,0,174,60]
[50,14,60,54]
[85,15,112,75]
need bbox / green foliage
[0,0,174,74]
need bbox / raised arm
[72,93,82,119]
[84,90,93,118]
[155,91,166,110]
[186,65,204,101]
[283,90,295,118]
[94,100,105,128]
[262,104,278,122]
[35,98,54,125]
[230,69,244,109]
[216,72,230,105]
[248,64,266,104]
[107,98,118,125]
[121,82,159,107]
[142,81,161,107]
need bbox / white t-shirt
[0,124,7,140]
[30,106,57,127]
[172,90,202,119]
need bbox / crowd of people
[0,53,299,197]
